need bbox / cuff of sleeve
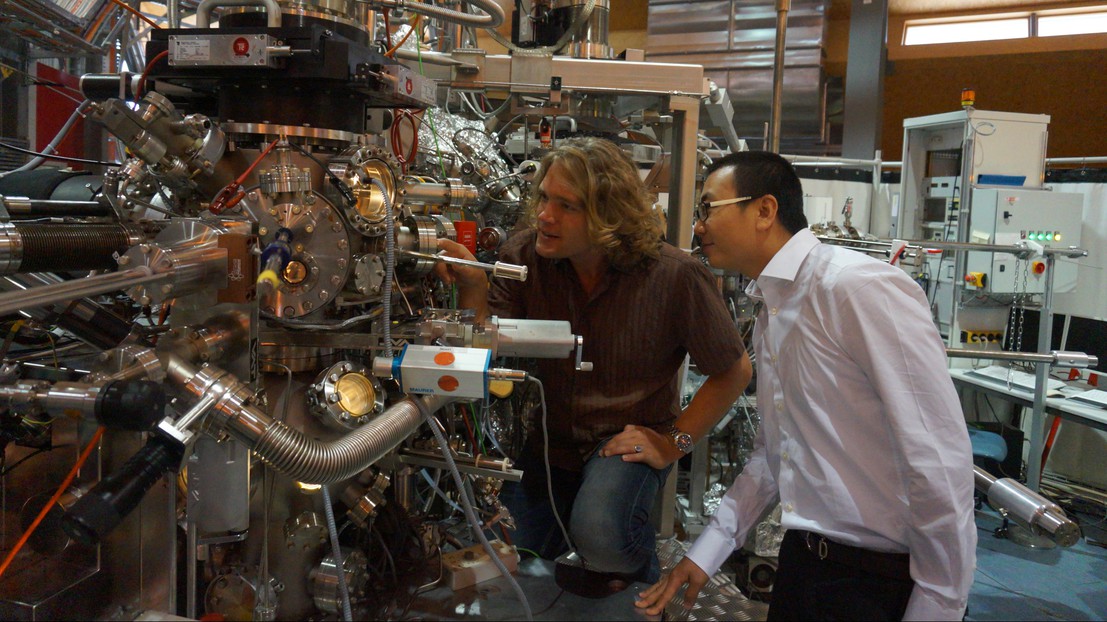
[902,588,968,621]
[685,526,737,579]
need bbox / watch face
[675,433,693,453]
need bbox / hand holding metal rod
[401,249,528,281]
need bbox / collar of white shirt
[744,228,820,301]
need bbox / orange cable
[135,49,169,99]
[84,3,117,42]
[235,139,281,185]
[0,426,106,580]
[107,0,162,30]
[385,15,423,57]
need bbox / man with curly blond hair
[437,137,752,585]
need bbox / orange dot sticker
[434,352,456,366]
[437,375,459,392]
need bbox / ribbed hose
[246,394,451,484]
[393,0,504,28]
[7,223,133,273]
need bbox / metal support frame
[841,0,888,159]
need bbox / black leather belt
[790,529,912,582]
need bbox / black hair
[705,151,808,234]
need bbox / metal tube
[975,466,1080,547]
[373,0,504,28]
[166,355,455,484]
[1027,254,1058,492]
[0,273,134,349]
[398,448,522,482]
[168,0,180,28]
[399,249,527,281]
[0,268,168,317]
[402,180,482,209]
[908,239,1088,259]
[768,0,790,152]
[186,525,197,619]
[1,198,112,219]
[946,348,1097,368]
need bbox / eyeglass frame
[693,196,752,223]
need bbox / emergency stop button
[1032,261,1046,275]
[233,37,250,56]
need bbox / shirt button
[781,451,789,461]
[774,400,783,409]
[770,307,779,315]
[784,503,794,512]
[770,354,778,363]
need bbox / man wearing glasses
[435,137,752,588]
[636,151,976,620]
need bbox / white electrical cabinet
[964,188,1083,294]
[898,109,1050,241]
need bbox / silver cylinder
[975,466,1081,547]
[402,179,482,209]
[492,318,577,359]
[0,268,169,318]
[551,0,611,59]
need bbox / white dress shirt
[686,228,977,620]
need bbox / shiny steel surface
[646,0,828,144]
[311,548,368,614]
[239,189,350,318]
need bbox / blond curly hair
[524,137,664,270]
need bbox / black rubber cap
[95,380,167,431]
[62,435,183,546]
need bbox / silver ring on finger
[634,444,644,453]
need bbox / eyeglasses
[694,196,752,223]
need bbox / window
[1038,10,1107,37]
[904,17,1029,46]
[904,6,1107,46]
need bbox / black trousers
[767,530,915,622]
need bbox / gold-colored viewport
[283,260,308,284]
[335,373,377,417]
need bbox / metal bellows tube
[250,395,449,483]
[0,222,140,275]
[166,355,453,484]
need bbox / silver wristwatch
[669,425,694,454]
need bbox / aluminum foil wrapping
[702,482,728,517]
[754,503,784,558]
[416,107,491,164]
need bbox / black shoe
[553,552,635,599]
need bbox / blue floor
[968,510,1107,621]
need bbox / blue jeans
[500,440,671,583]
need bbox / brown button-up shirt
[489,230,746,471]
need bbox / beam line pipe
[0,268,168,317]
[946,348,1097,368]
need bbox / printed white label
[174,39,211,62]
